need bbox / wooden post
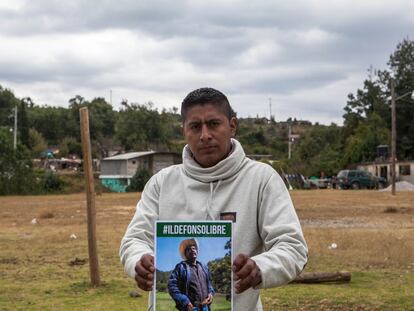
[80,107,101,287]
[291,271,351,284]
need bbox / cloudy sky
[1,0,413,124]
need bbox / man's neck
[187,259,197,265]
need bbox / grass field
[0,190,413,310]
[155,292,231,311]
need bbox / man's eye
[209,121,220,128]
[190,123,201,130]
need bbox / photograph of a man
[168,238,214,311]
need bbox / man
[120,87,308,310]
[167,238,214,311]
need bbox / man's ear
[229,117,237,138]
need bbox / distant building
[288,133,301,142]
[99,151,181,192]
[357,160,414,185]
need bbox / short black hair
[181,87,235,121]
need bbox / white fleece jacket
[120,139,308,311]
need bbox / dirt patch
[0,256,19,264]
[68,257,88,266]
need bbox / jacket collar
[182,138,247,183]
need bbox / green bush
[126,166,152,192]
[0,128,42,195]
[43,171,64,192]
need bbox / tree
[28,106,76,144]
[208,239,231,296]
[116,102,173,151]
[58,137,82,157]
[87,97,116,139]
[28,128,47,157]
[18,99,30,147]
[289,124,343,176]
[343,38,414,162]
[0,128,40,195]
[0,86,19,128]
[343,113,389,164]
[385,39,414,159]
[343,79,388,138]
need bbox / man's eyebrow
[191,118,221,123]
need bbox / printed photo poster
[154,221,233,311]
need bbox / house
[99,151,181,192]
[357,160,414,185]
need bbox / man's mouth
[199,145,217,152]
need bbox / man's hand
[204,293,213,304]
[134,254,155,291]
[232,253,262,294]
[187,302,194,310]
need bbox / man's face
[183,104,237,168]
[185,245,198,260]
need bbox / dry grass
[0,190,413,310]
[291,190,414,272]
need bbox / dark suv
[335,170,387,190]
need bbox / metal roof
[102,151,156,161]
[99,175,133,179]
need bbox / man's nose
[200,124,212,141]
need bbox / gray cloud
[0,0,413,124]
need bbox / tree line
[281,38,414,177]
[1,39,413,194]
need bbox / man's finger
[234,258,256,279]
[140,254,155,272]
[235,268,258,294]
[135,273,153,291]
[134,255,155,291]
[135,260,153,278]
[232,253,248,272]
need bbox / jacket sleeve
[168,264,190,308]
[119,173,161,278]
[251,171,308,288]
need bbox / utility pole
[288,122,292,160]
[389,79,414,196]
[13,106,18,150]
[268,97,272,121]
[391,79,396,195]
[110,89,113,106]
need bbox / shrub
[43,171,64,192]
[126,166,152,192]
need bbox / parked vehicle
[335,170,387,190]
